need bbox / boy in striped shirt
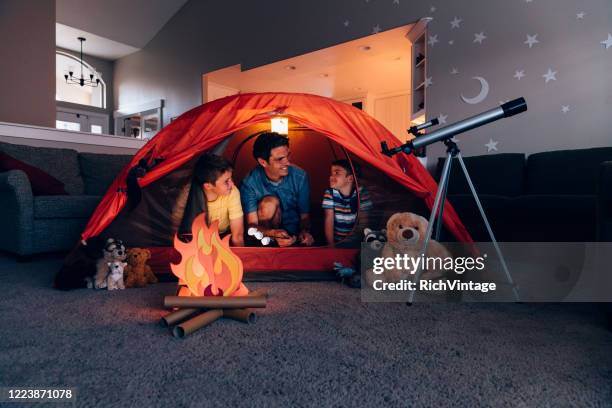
[322,160,373,246]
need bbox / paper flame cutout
[171,215,247,297]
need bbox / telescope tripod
[408,139,520,303]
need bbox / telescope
[381,97,528,304]
[381,97,527,157]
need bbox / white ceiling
[55,0,189,60]
[206,25,414,101]
[56,24,140,60]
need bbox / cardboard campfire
[160,214,267,337]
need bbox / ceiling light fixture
[358,45,372,51]
[64,37,100,87]
[284,65,297,70]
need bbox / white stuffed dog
[106,261,127,290]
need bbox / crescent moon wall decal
[461,76,489,104]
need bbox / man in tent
[240,132,315,247]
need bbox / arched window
[56,51,106,109]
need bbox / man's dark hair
[194,153,233,185]
[332,159,361,178]
[253,132,289,162]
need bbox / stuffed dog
[106,261,127,290]
[93,238,127,289]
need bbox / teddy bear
[93,238,127,289]
[124,248,157,288]
[106,261,127,290]
[366,212,451,286]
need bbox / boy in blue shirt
[322,160,373,246]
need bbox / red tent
[83,92,471,242]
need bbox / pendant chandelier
[64,37,100,87]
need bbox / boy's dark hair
[253,132,289,162]
[332,159,362,179]
[194,153,233,185]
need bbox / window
[56,109,109,134]
[56,51,106,109]
[56,120,80,131]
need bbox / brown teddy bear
[366,212,451,286]
[124,248,157,288]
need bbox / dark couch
[436,147,612,242]
[0,141,133,256]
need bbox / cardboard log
[159,308,200,327]
[164,295,267,309]
[172,309,223,338]
[223,308,257,324]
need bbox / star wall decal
[485,139,498,152]
[524,0,533,3]
[430,6,436,12]
[576,12,585,19]
[561,105,570,114]
[372,24,381,34]
[343,20,350,27]
[542,68,557,83]
[438,113,448,124]
[524,34,539,48]
[428,35,439,46]
[474,32,486,44]
[450,17,462,29]
[513,70,525,80]
[448,40,454,45]
[393,0,400,4]
[601,34,612,49]
[451,67,459,75]
[424,76,433,87]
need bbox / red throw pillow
[0,152,67,195]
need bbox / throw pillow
[0,152,68,195]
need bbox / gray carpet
[1,254,611,408]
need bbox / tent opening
[102,121,430,250]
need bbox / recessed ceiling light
[284,65,296,70]
[358,45,371,52]
[353,87,363,91]
[318,73,329,78]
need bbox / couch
[0,141,133,257]
[436,147,612,242]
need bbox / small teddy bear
[106,261,127,290]
[366,212,451,287]
[124,248,157,288]
[93,238,127,289]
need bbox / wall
[0,0,56,127]
[114,0,611,159]
[56,46,115,133]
